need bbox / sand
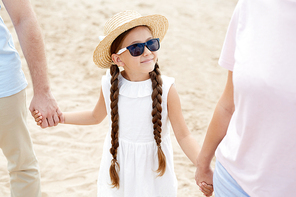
[0,0,237,196]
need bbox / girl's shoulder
[161,75,175,99]
[101,69,112,90]
[161,75,175,87]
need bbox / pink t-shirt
[215,0,296,196]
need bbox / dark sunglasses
[116,38,160,57]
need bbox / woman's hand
[195,165,214,196]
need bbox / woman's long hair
[108,27,166,188]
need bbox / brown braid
[109,64,120,188]
[149,62,166,176]
[108,27,133,189]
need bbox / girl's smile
[141,57,154,64]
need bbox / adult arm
[195,71,235,190]
[3,0,63,128]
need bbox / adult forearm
[14,13,50,94]
[197,103,233,169]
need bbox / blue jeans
[213,160,250,197]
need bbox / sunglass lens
[147,39,160,52]
[128,44,144,56]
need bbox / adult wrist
[196,154,212,170]
[33,85,51,95]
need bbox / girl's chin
[140,61,155,68]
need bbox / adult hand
[195,165,214,196]
[29,90,64,128]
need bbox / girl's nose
[142,46,152,56]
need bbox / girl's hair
[109,26,166,188]
[149,62,166,177]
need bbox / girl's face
[113,26,158,81]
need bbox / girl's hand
[199,181,214,196]
[33,110,43,126]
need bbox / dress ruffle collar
[106,69,152,98]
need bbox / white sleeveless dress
[97,70,178,197]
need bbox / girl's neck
[121,70,150,82]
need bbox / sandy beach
[0,0,237,196]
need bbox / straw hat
[93,10,169,68]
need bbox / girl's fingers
[35,116,43,122]
[199,182,213,196]
[200,188,213,197]
[34,112,42,119]
[33,110,39,116]
[200,189,213,197]
[202,182,213,191]
[34,110,43,127]
[37,119,42,126]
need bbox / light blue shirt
[0,5,27,98]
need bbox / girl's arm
[167,85,200,166]
[195,71,235,187]
[168,84,214,196]
[63,88,107,125]
[34,88,107,126]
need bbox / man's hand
[29,90,64,128]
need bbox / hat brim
[93,14,169,68]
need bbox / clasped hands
[195,165,214,196]
[29,92,64,128]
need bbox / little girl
[34,10,213,197]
